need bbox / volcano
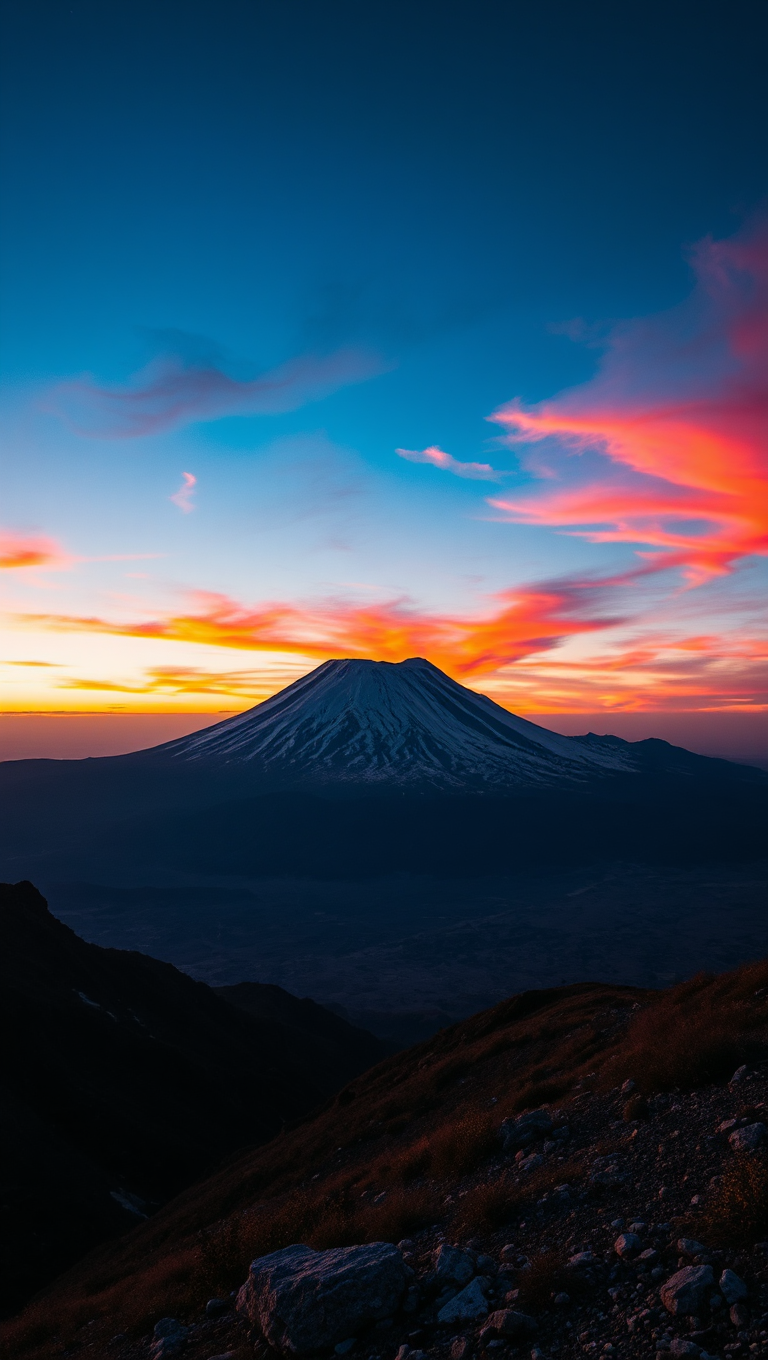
[0,657,765,885]
[147,656,633,789]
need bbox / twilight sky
[1,0,767,756]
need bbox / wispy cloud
[170,471,196,513]
[489,217,768,585]
[396,444,500,481]
[45,340,385,439]
[0,530,68,570]
[58,665,270,699]
[15,575,621,679]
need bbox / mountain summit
[152,656,631,788]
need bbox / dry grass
[194,1180,442,1296]
[514,1250,569,1312]
[604,964,768,1094]
[449,1175,519,1236]
[623,1093,650,1121]
[693,1152,768,1248]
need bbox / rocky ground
[94,1064,768,1360]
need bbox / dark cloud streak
[45,342,385,439]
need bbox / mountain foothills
[6,930,768,1360]
[0,881,388,1316]
[0,660,765,884]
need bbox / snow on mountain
[154,657,634,788]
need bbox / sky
[1,0,767,759]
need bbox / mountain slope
[0,881,387,1315]
[146,657,637,787]
[8,955,768,1360]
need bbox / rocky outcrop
[498,1109,553,1152]
[236,1242,409,1354]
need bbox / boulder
[729,1122,766,1152]
[677,1239,707,1259]
[568,1251,596,1268]
[433,1244,475,1287]
[479,1309,537,1340]
[660,1265,714,1316]
[236,1242,408,1355]
[436,1277,489,1323]
[719,1269,747,1304]
[499,1110,553,1152]
[614,1233,642,1258]
[150,1319,188,1359]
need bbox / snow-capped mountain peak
[151,656,633,788]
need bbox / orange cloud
[59,665,272,699]
[0,530,67,569]
[18,576,621,680]
[489,219,768,584]
[28,598,765,714]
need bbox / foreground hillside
[6,952,768,1359]
[0,882,386,1314]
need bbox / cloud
[396,445,500,481]
[16,575,622,680]
[486,628,768,714]
[170,471,196,513]
[0,530,68,569]
[18,579,766,713]
[58,665,271,699]
[44,341,385,439]
[488,217,768,585]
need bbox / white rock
[437,1277,489,1323]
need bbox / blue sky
[1,0,767,733]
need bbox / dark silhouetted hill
[0,882,387,1315]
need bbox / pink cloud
[170,472,196,513]
[0,530,68,570]
[396,444,500,481]
[488,217,768,584]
